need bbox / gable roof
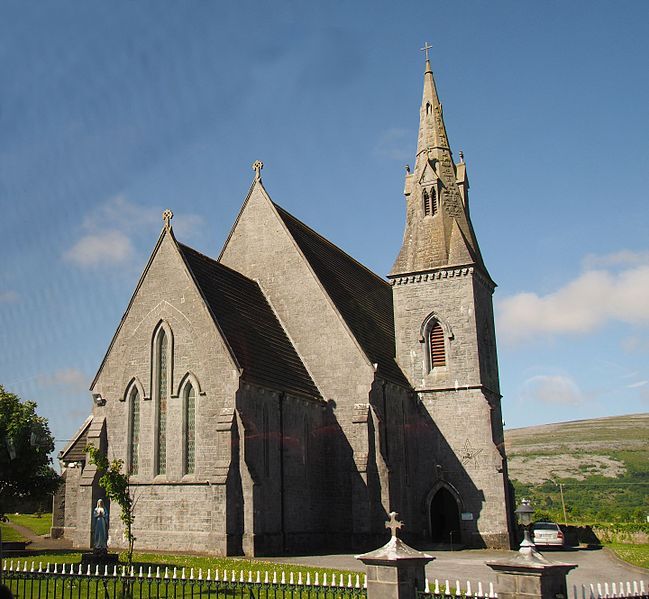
[272,204,409,387]
[178,243,321,399]
[59,415,93,463]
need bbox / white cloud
[64,229,133,267]
[520,374,584,406]
[627,380,648,389]
[42,368,88,393]
[64,195,204,269]
[497,251,649,343]
[582,250,649,269]
[0,290,19,303]
[81,195,160,233]
[374,128,413,161]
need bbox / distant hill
[504,413,649,523]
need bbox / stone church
[54,55,513,555]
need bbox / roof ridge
[178,242,259,287]
[272,202,390,288]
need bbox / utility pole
[559,483,568,526]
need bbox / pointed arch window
[423,187,437,217]
[184,383,196,475]
[429,321,446,368]
[128,387,140,475]
[154,327,171,475]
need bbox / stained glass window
[157,329,167,475]
[129,388,140,475]
[184,384,195,475]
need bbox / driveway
[260,547,648,590]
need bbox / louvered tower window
[429,321,446,368]
[156,329,168,475]
[423,188,437,217]
[128,387,140,475]
[184,383,195,475]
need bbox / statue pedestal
[357,536,434,599]
[487,543,577,599]
[80,549,120,571]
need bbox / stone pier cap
[486,545,577,573]
[356,535,435,565]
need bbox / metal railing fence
[1,560,368,599]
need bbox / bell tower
[389,48,512,548]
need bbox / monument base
[80,549,120,571]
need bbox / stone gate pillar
[487,538,577,599]
[357,512,434,599]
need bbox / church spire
[415,51,451,164]
[389,48,485,278]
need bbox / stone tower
[389,54,512,548]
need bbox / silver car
[532,521,565,547]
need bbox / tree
[0,385,61,518]
[85,446,137,569]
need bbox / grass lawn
[0,522,28,543]
[7,513,52,536]
[607,543,649,570]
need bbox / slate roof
[59,415,92,463]
[178,243,321,399]
[273,204,409,387]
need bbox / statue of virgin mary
[92,499,109,551]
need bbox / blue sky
[1,1,648,457]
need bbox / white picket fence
[422,578,497,598]
[572,580,648,599]
[2,560,647,599]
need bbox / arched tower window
[154,327,170,475]
[184,383,196,475]
[128,387,140,475]
[423,187,437,217]
[429,320,446,368]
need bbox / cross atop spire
[420,42,432,62]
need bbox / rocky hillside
[504,413,649,522]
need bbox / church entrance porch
[429,487,461,547]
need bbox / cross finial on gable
[252,160,264,180]
[385,511,403,538]
[420,42,432,62]
[162,208,174,231]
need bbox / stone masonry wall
[391,268,510,548]
[75,232,241,554]
[236,383,330,555]
[220,186,386,542]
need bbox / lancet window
[429,320,446,368]
[184,383,196,475]
[155,328,169,475]
[128,387,140,475]
[423,187,437,217]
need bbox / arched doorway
[429,487,461,545]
